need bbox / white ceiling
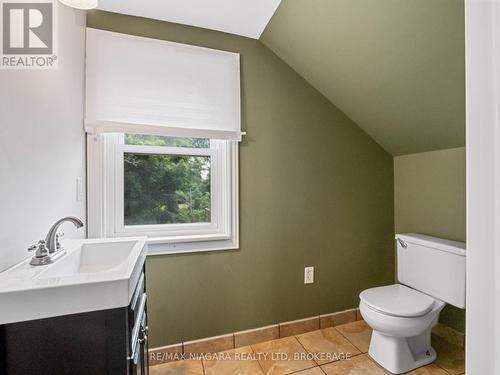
[96,0,282,39]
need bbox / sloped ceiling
[261,0,465,156]
[96,0,281,39]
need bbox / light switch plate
[76,178,84,201]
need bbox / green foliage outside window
[124,134,211,225]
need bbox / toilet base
[368,328,436,374]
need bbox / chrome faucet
[45,216,84,253]
[28,216,84,266]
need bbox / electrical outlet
[304,266,314,284]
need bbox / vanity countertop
[0,237,147,325]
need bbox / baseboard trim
[149,308,465,366]
[431,323,465,348]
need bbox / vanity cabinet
[0,269,148,375]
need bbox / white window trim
[87,134,239,255]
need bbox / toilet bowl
[360,234,466,374]
[359,284,445,374]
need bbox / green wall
[394,147,466,332]
[87,11,395,347]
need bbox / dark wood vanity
[0,269,149,375]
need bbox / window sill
[145,232,231,245]
[146,236,239,256]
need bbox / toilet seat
[360,284,435,318]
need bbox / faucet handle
[56,231,64,250]
[28,240,44,252]
[27,244,38,252]
[28,240,49,258]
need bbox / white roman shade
[85,28,242,140]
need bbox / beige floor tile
[149,344,183,366]
[320,354,386,375]
[293,367,325,375]
[149,360,204,375]
[251,336,316,375]
[432,335,465,375]
[203,346,264,375]
[407,364,450,374]
[296,328,361,365]
[335,320,372,353]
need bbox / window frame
[87,133,239,255]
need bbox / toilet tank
[396,233,466,308]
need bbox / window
[123,135,211,226]
[84,29,241,254]
[87,134,238,254]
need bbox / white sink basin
[39,241,138,278]
[0,237,147,325]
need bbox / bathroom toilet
[359,234,466,374]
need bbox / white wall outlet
[304,266,314,284]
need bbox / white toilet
[359,233,466,374]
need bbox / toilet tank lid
[396,233,466,257]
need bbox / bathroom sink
[0,237,147,325]
[39,240,138,278]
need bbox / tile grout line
[287,336,320,373]
[333,326,365,356]
[200,347,206,375]
[438,364,455,375]
[286,365,321,375]
[295,333,357,373]
[294,327,363,369]
[249,342,266,375]
[431,363,454,375]
[201,358,206,375]
[294,332,341,368]
[287,368,321,375]
[293,334,322,367]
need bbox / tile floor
[149,320,465,375]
